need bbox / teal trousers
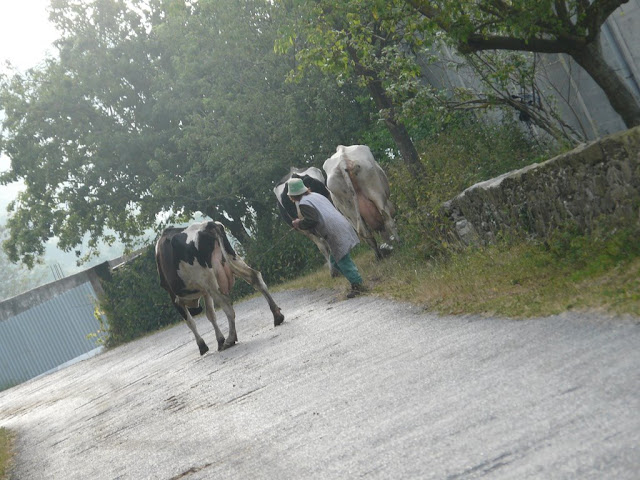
[330,253,363,285]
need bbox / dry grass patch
[278,231,640,320]
[0,428,15,480]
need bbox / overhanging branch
[463,34,582,54]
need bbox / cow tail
[215,222,238,259]
[339,149,364,231]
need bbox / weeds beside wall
[387,115,555,261]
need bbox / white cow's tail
[337,146,365,235]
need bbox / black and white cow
[273,166,339,276]
[155,221,284,355]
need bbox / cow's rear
[156,221,284,355]
[323,145,399,258]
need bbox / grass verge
[275,227,640,319]
[0,428,15,480]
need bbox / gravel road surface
[1,289,639,479]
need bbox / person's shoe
[346,283,368,299]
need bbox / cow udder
[358,195,384,232]
[213,243,235,295]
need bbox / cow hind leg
[363,196,397,256]
[229,259,284,326]
[380,207,399,246]
[178,304,209,356]
[220,300,238,350]
[202,295,228,350]
[358,222,382,260]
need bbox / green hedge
[98,245,182,348]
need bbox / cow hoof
[378,244,393,258]
[198,341,209,356]
[274,310,285,326]
[220,341,237,351]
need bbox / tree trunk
[572,38,640,128]
[366,79,427,178]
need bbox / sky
[0,1,128,277]
[0,0,59,219]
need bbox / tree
[1,0,166,267]
[0,225,48,300]
[147,0,373,243]
[406,0,640,128]
[0,0,372,266]
[274,0,428,176]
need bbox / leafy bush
[389,113,554,260]
[98,245,181,348]
[243,224,326,287]
[545,222,640,280]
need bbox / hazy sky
[0,1,59,219]
[0,1,123,275]
[0,1,58,71]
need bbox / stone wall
[443,126,640,245]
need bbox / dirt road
[1,289,639,479]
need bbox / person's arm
[293,204,319,230]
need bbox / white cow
[323,145,399,259]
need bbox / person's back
[299,192,358,261]
[288,178,367,298]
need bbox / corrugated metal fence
[0,262,111,389]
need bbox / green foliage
[98,244,181,347]
[275,0,432,173]
[1,0,373,266]
[544,224,640,282]
[389,112,553,260]
[0,226,48,301]
[0,427,14,479]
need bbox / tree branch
[583,0,629,39]
[462,34,581,54]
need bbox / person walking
[287,177,367,298]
